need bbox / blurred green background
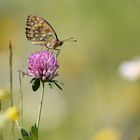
[1,0,140,140]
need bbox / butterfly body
[31,39,63,49]
[52,40,64,49]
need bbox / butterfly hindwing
[25,15,58,48]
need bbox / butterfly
[25,15,76,50]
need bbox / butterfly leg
[45,44,52,52]
[55,48,61,57]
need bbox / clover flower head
[27,50,59,81]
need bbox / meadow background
[1,0,140,140]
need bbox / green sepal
[30,78,40,92]
[21,128,30,138]
[31,124,38,139]
[20,125,38,140]
[22,138,32,140]
[48,82,53,89]
[30,78,36,83]
[48,80,63,90]
[53,80,63,90]
[23,138,32,140]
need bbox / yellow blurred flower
[0,89,9,100]
[93,127,121,140]
[5,106,20,121]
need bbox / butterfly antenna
[63,37,77,42]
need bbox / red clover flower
[27,50,59,81]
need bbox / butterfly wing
[25,15,58,48]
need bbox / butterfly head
[57,40,64,46]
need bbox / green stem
[0,129,4,140]
[15,120,21,132]
[0,100,1,111]
[19,71,23,125]
[0,100,3,140]
[36,81,45,128]
[9,41,13,106]
[9,41,15,140]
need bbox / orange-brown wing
[25,15,58,48]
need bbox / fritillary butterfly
[25,15,76,50]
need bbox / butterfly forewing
[25,15,58,48]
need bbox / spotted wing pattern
[25,15,58,48]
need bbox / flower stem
[19,71,23,125]
[9,41,15,140]
[36,81,45,128]
[15,120,21,131]
[0,129,4,140]
[9,41,13,106]
[0,100,3,140]
[0,100,1,111]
